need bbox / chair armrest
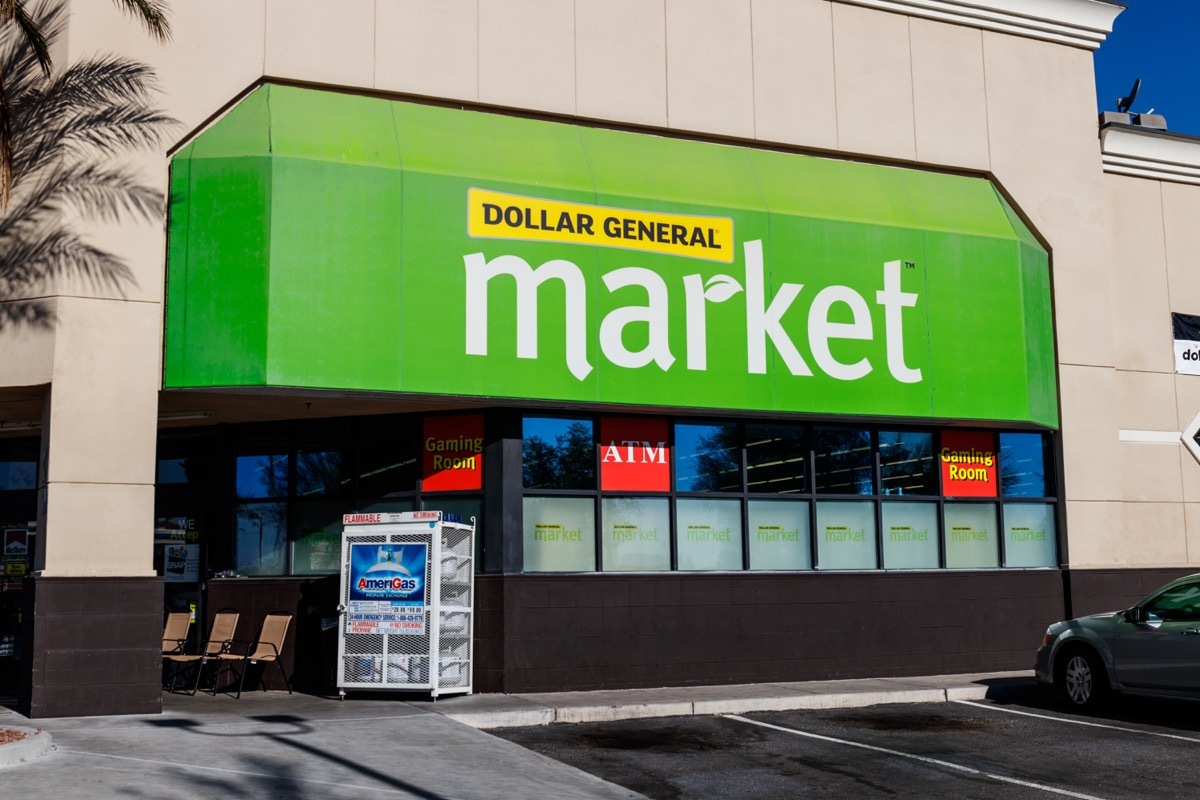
[249,640,281,660]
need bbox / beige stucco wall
[1082,174,1200,568]
[0,0,1165,574]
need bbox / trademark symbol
[904,261,916,269]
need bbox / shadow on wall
[0,0,174,330]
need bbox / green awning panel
[167,83,1057,428]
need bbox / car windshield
[1144,581,1200,622]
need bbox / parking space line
[953,700,1200,742]
[726,714,1109,800]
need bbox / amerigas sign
[165,84,1058,428]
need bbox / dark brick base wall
[489,571,1066,693]
[20,576,163,718]
[192,568,1200,699]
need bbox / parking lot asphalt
[495,685,1200,800]
[3,672,1192,799]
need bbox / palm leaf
[110,0,170,41]
[0,0,176,329]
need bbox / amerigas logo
[356,546,421,598]
[464,239,923,384]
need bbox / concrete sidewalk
[0,671,1035,799]
[432,670,1033,729]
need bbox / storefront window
[674,423,740,493]
[676,498,742,570]
[813,428,873,495]
[295,449,349,497]
[881,501,939,569]
[358,498,415,514]
[602,497,670,571]
[745,424,806,494]
[155,458,190,485]
[879,431,936,495]
[236,453,289,499]
[0,451,37,491]
[747,499,811,570]
[291,501,343,575]
[1000,433,1052,497]
[357,418,418,498]
[816,501,877,569]
[524,417,595,489]
[1004,503,1057,567]
[523,496,596,572]
[944,502,999,568]
[235,502,287,575]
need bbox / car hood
[1058,611,1123,635]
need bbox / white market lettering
[464,240,922,384]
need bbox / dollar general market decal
[166,83,1058,429]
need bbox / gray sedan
[1036,573,1200,708]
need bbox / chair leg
[191,658,208,696]
[277,658,292,695]
[236,658,249,699]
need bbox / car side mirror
[1125,606,1149,624]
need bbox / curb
[0,727,53,767]
[451,684,994,730]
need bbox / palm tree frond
[109,0,170,42]
[0,0,171,329]
[11,4,49,74]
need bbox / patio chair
[161,612,191,656]
[214,612,293,698]
[160,612,192,689]
[163,609,240,695]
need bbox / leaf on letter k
[703,274,743,303]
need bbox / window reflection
[999,433,1051,497]
[745,424,806,494]
[878,431,935,495]
[674,423,740,492]
[523,417,595,490]
[358,420,418,498]
[295,450,347,497]
[813,428,872,495]
[0,461,37,491]
[235,502,287,575]
[236,453,289,499]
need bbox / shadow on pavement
[141,713,453,800]
[974,675,1200,735]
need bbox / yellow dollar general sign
[467,188,734,263]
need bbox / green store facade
[8,0,1199,717]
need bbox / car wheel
[1056,646,1109,709]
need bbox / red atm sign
[599,417,670,492]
